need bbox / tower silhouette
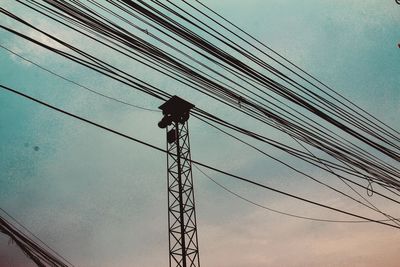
[158,96,200,267]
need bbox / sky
[1,0,400,266]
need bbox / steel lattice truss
[166,121,200,267]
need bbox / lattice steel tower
[158,96,200,267]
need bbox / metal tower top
[158,96,195,128]
[159,95,195,115]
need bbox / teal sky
[1,1,400,266]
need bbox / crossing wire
[25,0,400,176]
[3,35,400,216]
[193,165,398,224]
[2,2,400,222]
[3,2,400,224]
[1,83,400,230]
[3,3,400,190]
[0,43,159,112]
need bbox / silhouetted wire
[5,1,400,186]
[193,0,400,138]
[54,1,400,155]
[127,2,400,186]
[1,15,396,202]
[42,0,398,156]
[0,208,74,266]
[288,136,400,226]
[47,0,400,175]
[137,1,400,179]
[192,107,400,191]
[29,0,400,218]
[136,0,400,158]
[193,165,398,223]
[0,13,169,101]
[157,0,400,168]
[22,3,400,181]
[1,83,400,230]
[3,1,400,191]
[186,0,400,145]
[7,11,400,216]
[0,219,48,267]
[0,215,71,266]
[9,1,252,112]
[192,113,400,206]
[0,43,159,112]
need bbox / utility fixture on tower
[158,96,200,267]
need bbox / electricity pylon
[158,96,200,267]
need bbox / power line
[0,83,166,154]
[3,2,400,218]
[193,114,400,206]
[173,0,400,218]
[0,216,71,266]
[26,1,400,179]
[193,165,397,224]
[193,112,400,228]
[3,0,400,220]
[0,43,159,112]
[3,3,400,189]
[1,83,400,230]
[193,0,400,138]
[139,0,400,156]
[0,208,74,267]
[3,14,399,221]
[3,2,400,197]
[0,19,396,216]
